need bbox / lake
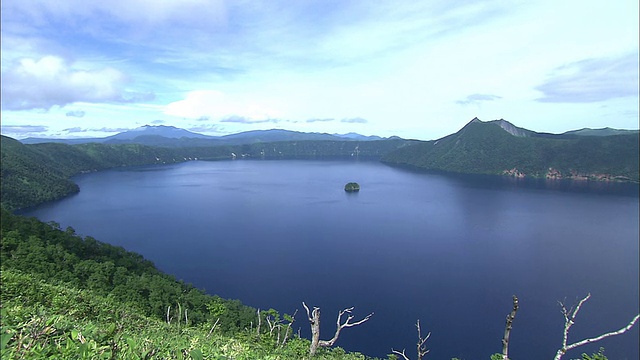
[22,160,639,360]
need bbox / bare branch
[266,314,276,335]
[554,293,639,360]
[501,295,519,360]
[319,307,374,347]
[303,302,373,356]
[256,309,261,338]
[391,319,430,360]
[207,318,220,338]
[303,301,321,356]
[391,348,411,360]
[568,314,639,350]
[416,319,431,360]
[302,301,314,323]
[281,309,298,347]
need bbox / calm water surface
[23,160,639,360]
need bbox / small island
[344,182,360,192]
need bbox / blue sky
[1,0,638,140]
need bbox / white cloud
[456,94,503,106]
[1,56,152,110]
[164,90,282,121]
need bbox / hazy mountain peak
[561,127,640,137]
[109,125,211,140]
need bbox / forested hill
[0,207,373,359]
[0,135,410,211]
[381,119,639,182]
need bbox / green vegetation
[344,182,360,192]
[0,208,374,359]
[381,121,639,182]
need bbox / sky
[1,0,638,140]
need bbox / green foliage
[382,121,639,182]
[0,210,380,359]
[577,347,608,360]
[0,208,255,332]
[0,270,376,359]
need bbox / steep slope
[382,119,639,181]
[0,136,83,210]
[0,208,371,359]
[0,138,186,210]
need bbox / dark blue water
[22,160,639,360]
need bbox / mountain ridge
[3,118,638,211]
[19,126,395,147]
[382,118,639,182]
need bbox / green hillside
[0,208,373,359]
[0,136,188,210]
[381,120,639,182]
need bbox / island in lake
[344,182,360,192]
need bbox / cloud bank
[1,56,154,110]
[0,125,49,136]
[164,90,282,122]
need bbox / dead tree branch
[303,301,373,356]
[281,309,298,347]
[415,319,431,360]
[554,293,639,360]
[206,318,220,338]
[391,319,430,360]
[391,348,410,360]
[256,309,262,339]
[502,295,519,360]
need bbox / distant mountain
[561,127,640,137]
[19,126,390,147]
[218,129,343,143]
[382,118,639,182]
[20,137,98,145]
[105,125,213,141]
[333,132,384,141]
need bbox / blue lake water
[22,160,639,360]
